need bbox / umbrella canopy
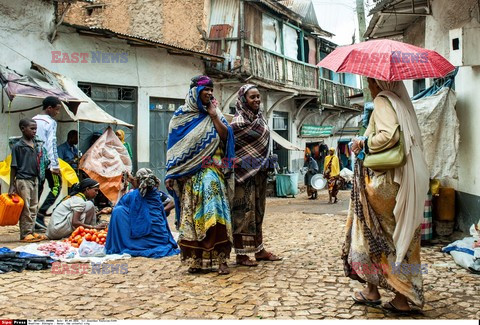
[317,39,455,81]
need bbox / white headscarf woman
[374,79,429,264]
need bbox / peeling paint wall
[64,0,208,50]
[160,0,209,52]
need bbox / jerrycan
[0,193,24,226]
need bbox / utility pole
[356,0,372,102]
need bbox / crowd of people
[6,75,428,312]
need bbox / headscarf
[230,84,270,183]
[135,168,160,197]
[115,130,125,144]
[190,75,214,112]
[373,79,429,263]
[62,178,99,202]
[166,75,235,225]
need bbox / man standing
[33,96,62,231]
[58,130,79,169]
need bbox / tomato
[84,234,91,241]
[92,235,97,241]
[78,226,85,232]
[78,238,83,244]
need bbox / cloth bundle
[0,247,53,273]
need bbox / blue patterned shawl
[165,85,235,226]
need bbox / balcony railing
[246,42,318,90]
[243,42,362,109]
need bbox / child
[46,178,108,240]
[9,118,47,242]
[33,96,62,230]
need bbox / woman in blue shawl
[165,76,235,275]
[105,168,180,258]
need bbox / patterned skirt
[177,166,233,267]
[231,171,268,255]
[342,162,424,307]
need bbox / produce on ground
[65,226,108,248]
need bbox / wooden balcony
[243,42,362,109]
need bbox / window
[118,87,135,101]
[78,84,92,97]
[413,79,426,96]
[273,111,288,131]
[149,97,184,111]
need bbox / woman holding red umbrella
[346,78,429,313]
[319,39,454,313]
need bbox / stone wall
[63,0,208,50]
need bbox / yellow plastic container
[0,193,24,226]
[434,187,455,222]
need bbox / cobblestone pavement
[0,190,479,320]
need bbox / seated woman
[105,168,180,258]
[46,178,108,240]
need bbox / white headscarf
[375,79,429,264]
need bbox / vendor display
[65,226,108,248]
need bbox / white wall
[422,0,480,195]
[0,0,204,167]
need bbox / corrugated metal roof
[279,0,319,27]
[365,0,430,39]
[62,23,224,62]
[256,0,333,37]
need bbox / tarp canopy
[0,63,133,128]
[0,64,82,113]
[271,130,303,151]
[32,63,134,128]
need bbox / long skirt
[328,176,340,197]
[232,171,267,255]
[342,162,424,307]
[177,166,232,267]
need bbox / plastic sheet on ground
[442,237,480,273]
[13,242,131,264]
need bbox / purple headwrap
[190,75,214,89]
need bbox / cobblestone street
[0,190,479,320]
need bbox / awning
[271,130,303,151]
[0,64,83,112]
[1,63,133,128]
[365,0,430,39]
[32,63,134,128]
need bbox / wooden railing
[243,42,361,109]
[246,42,318,90]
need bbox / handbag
[364,124,406,171]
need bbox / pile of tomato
[65,226,108,248]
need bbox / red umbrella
[317,39,455,81]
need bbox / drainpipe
[239,0,245,74]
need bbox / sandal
[33,233,48,241]
[352,291,382,306]
[20,234,42,243]
[255,252,282,262]
[236,256,258,267]
[382,301,417,316]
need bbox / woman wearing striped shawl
[230,84,281,267]
[165,76,235,275]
